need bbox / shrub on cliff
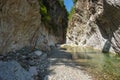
[68,6,75,20]
[68,0,77,20]
[58,0,64,7]
[72,0,77,3]
[39,0,51,23]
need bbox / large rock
[66,0,120,54]
[0,61,33,80]
[98,0,120,54]
[0,0,67,54]
[0,48,49,80]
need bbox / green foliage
[39,0,51,23]
[67,0,77,20]
[68,6,75,20]
[72,0,77,3]
[58,0,64,7]
[38,0,59,34]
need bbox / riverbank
[45,47,92,80]
[0,45,119,80]
[60,44,120,80]
[0,46,93,80]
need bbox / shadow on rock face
[102,40,111,53]
[0,77,2,80]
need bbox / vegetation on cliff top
[59,0,64,7]
[72,0,77,3]
[39,0,66,23]
[68,6,75,20]
[68,0,77,20]
[38,0,51,23]
[38,0,67,35]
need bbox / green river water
[62,45,120,80]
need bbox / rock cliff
[66,0,120,54]
[0,0,67,54]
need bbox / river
[61,45,120,80]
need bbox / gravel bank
[45,48,93,80]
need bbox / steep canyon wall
[0,0,67,54]
[67,0,120,54]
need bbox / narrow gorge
[0,0,120,80]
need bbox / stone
[29,66,38,76]
[34,50,42,56]
[0,47,49,80]
[39,53,47,61]
[0,61,33,80]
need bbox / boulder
[0,61,33,80]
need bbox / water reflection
[62,45,120,80]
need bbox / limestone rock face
[0,0,67,54]
[66,0,120,54]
